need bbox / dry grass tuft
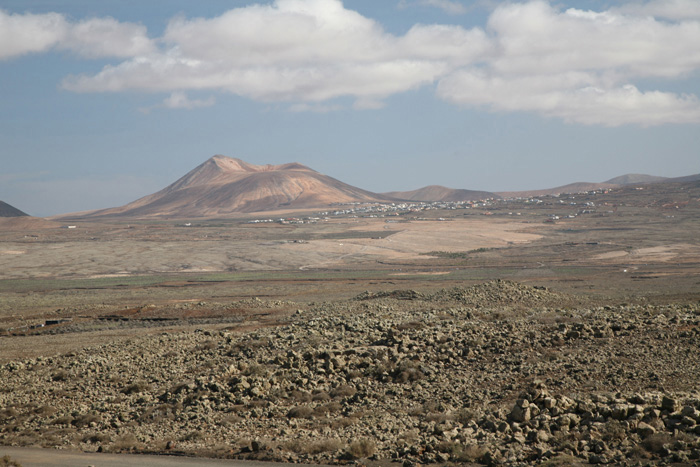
[122,380,151,395]
[71,413,100,428]
[642,433,673,454]
[330,384,356,398]
[0,455,22,467]
[111,433,142,452]
[283,438,344,455]
[345,439,376,459]
[51,370,70,382]
[287,406,314,419]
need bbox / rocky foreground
[1,280,700,466]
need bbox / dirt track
[0,447,330,467]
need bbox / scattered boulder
[1,281,699,465]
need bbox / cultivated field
[1,181,699,466]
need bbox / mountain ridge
[383,185,498,202]
[58,158,700,219]
[497,173,700,198]
[497,182,619,198]
[0,200,28,217]
[604,173,669,185]
[78,155,396,218]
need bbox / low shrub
[452,443,487,463]
[71,413,100,428]
[0,455,22,467]
[287,406,313,419]
[642,433,672,454]
[51,370,70,382]
[311,391,331,402]
[289,390,312,402]
[313,401,342,416]
[283,438,343,455]
[82,432,111,444]
[330,384,356,398]
[51,415,73,426]
[346,439,376,459]
[122,381,151,395]
[112,433,141,452]
[455,408,477,425]
[180,430,205,442]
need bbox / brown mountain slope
[667,173,700,183]
[604,173,668,185]
[497,173,699,198]
[384,185,498,202]
[0,201,28,217]
[497,182,619,198]
[80,155,395,218]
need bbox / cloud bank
[4,1,700,126]
[0,9,154,59]
[437,1,700,126]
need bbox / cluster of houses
[247,217,325,225]
[245,200,492,224]
[243,189,615,225]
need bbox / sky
[1,0,699,217]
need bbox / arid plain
[1,178,700,466]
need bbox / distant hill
[604,174,669,185]
[384,185,498,202]
[496,172,700,199]
[666,173,700,183]
[0,201,28,217]
[604,173,700,185]
[76,155,397,218]
[497,182,618,198]
[51,162,700,218]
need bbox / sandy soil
[592,243,700,262]
[0,218,542,280]
[290,219,543,270]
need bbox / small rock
[636,421,656,438]
[511,399,531,423]
[662,395,678,413]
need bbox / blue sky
[1,0,699,217]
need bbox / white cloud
[138,92,216,113]
[288,102,344,112]
[163,92,215,110]
[5,1,700,126]
[0,9,154,60]
[431,1,700,125]
[437,70,700,126]
[485,1,700,78]
[61,0,491,108]
[60,17,155,58]
[352,98,386,110]
[0,10,67,59]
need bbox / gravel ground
[2,280,700,466]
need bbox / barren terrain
[1,180,700,466]
[0,218,542,280]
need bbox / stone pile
[1,280,699,466]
